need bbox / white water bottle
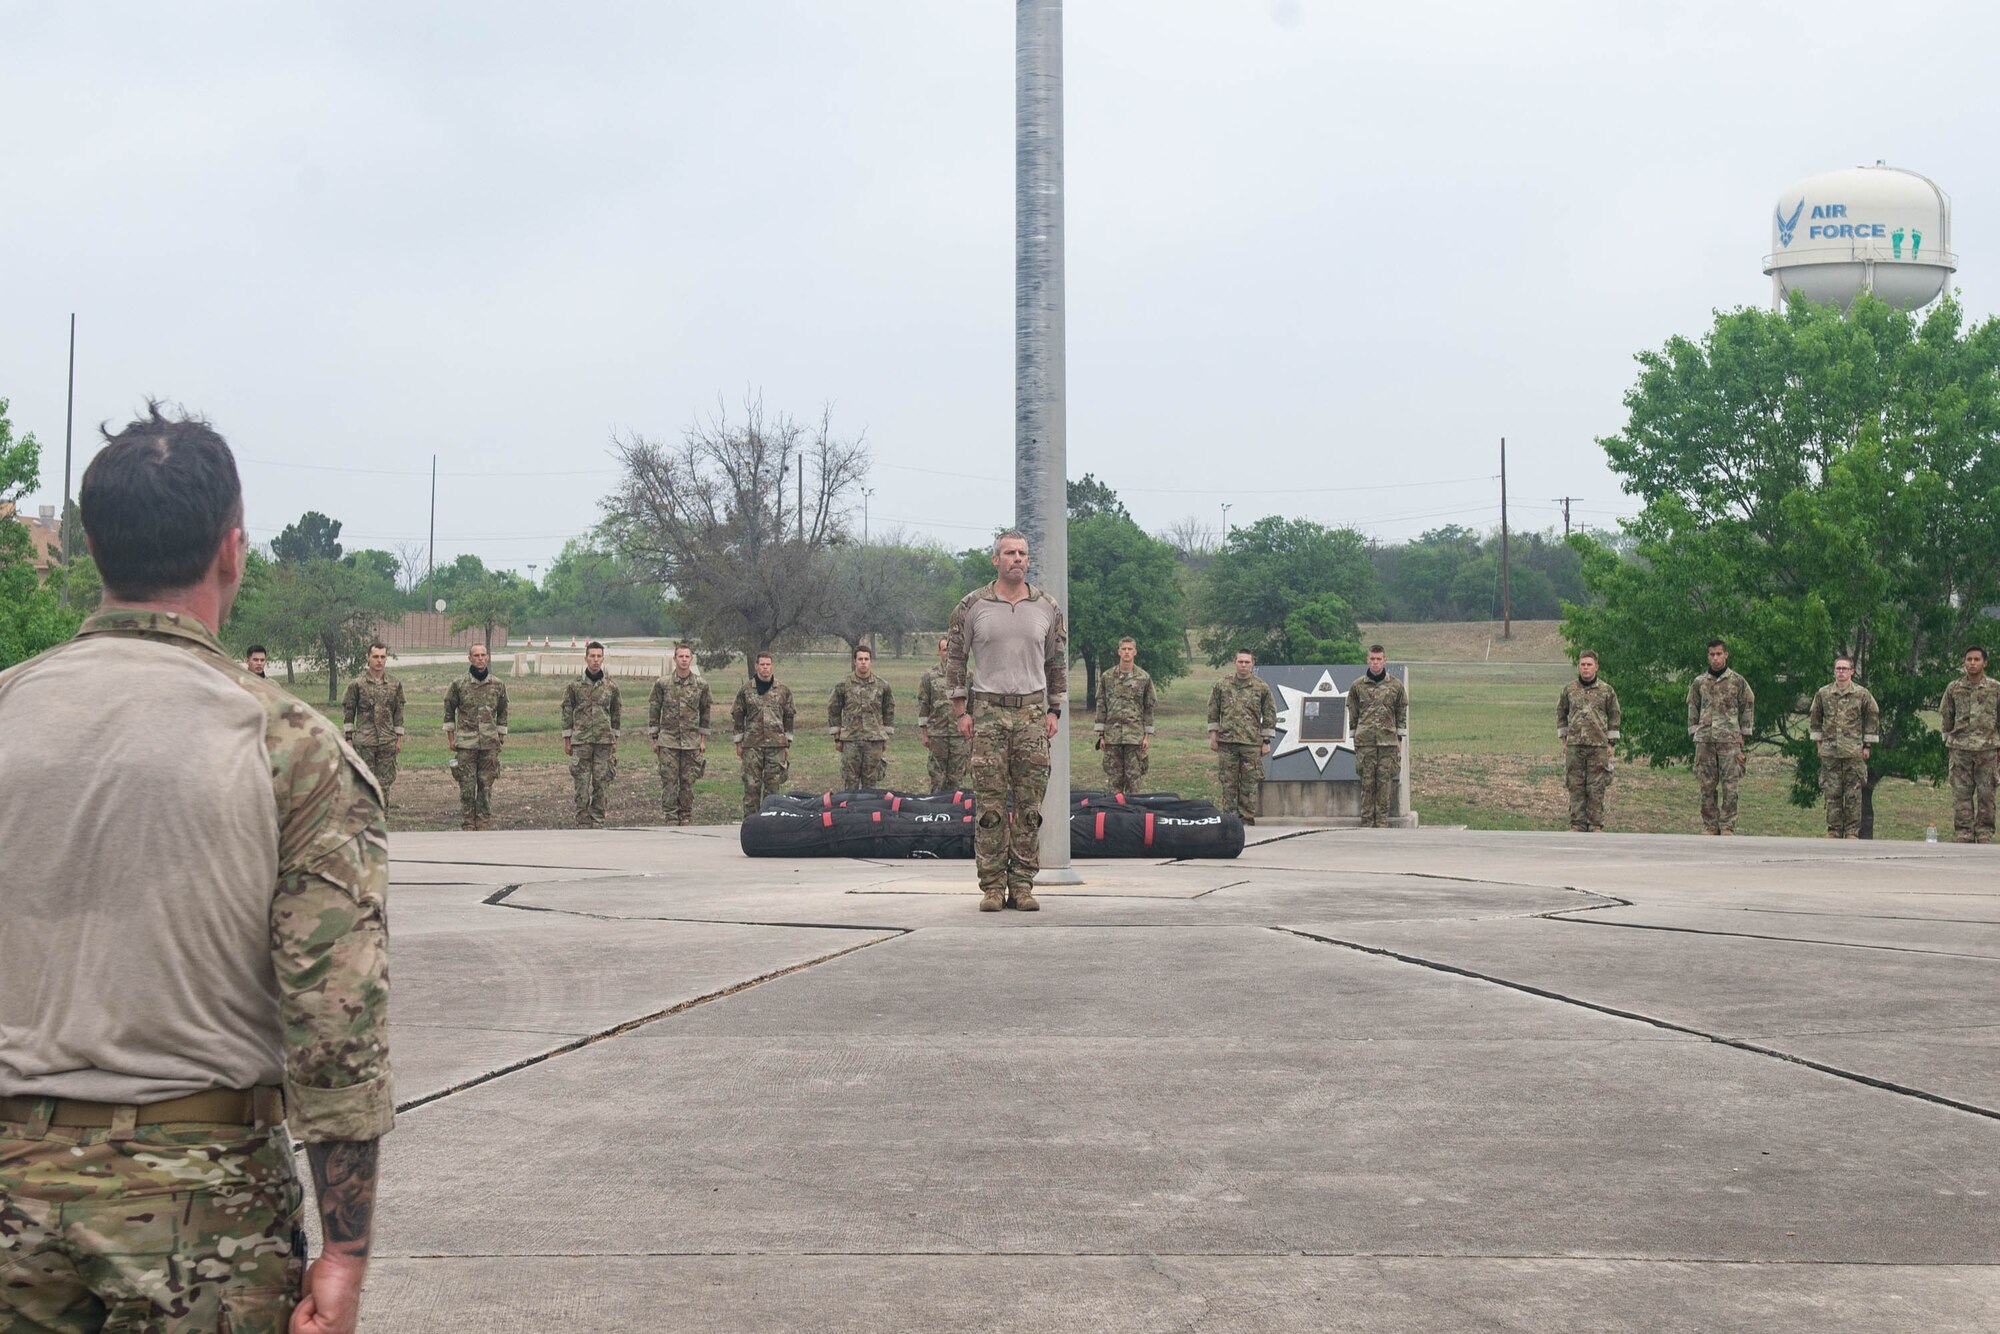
[1926,824,1938,844]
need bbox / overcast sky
[7,0,1994,578]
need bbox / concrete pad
[344,827,2000,1331]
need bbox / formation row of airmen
[295,632,2000,841]
[1557,639,2000,842]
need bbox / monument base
[1255,779,1419,829]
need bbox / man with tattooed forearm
[0,405,393,1334]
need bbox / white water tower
[1763,164,1955,311]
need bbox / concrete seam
[392,928,911,1115]
[1545,914,2000,962]
[1271,927,2000,1123]
[479,883,902,931]
[373,1250,2000,1266]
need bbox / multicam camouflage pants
[0,1119,304,1333]
[971,699,1051,893]
[355,742,398,797]
[1694,740,1743,833]
[1214,743,1262,819]
[570,742,615,826]
[1101,743,1148,795]
[1820,755,1866,837]
[740,746,790,818]
[658,746,705,824]
[452,746,501,827]
[839,740,888,793]
[1565,744,1612,831]
[1949,748,1998,842]
[1356,744,1400,827]
[925,734,971,795]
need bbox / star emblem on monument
[1270,668,1351,773]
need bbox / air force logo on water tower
[1775,198,1805,248]
[1271,668,1351,773]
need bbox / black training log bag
[741,804,975,858]
[1069,798,1244,859]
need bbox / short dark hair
[1834,655,1854,669]
[1234,649,1254,661]
[1968,646,1989,661]
[1707,638,1728,651]
[756,652,773,662]
[855,646,873,659]
[81,402,242,599]
[1367,644,1386,656]
[586,640,605,652]
[245,644,267,657]
[1579,650,1598,663]
[368,641,388,654]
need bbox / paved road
[359,827,2000,1331]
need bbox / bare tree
[602,393,868,665]
[819,530,958,656]
[392,541,431,598]
[1159,515,1219,563]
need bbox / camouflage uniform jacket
[1808,681,1880,758]
[1687,668,1754,743]
[828,673,895,741]
[917,666,955,734]
[1939,675,2000,752]
[732,679,796,747]
[1095,664,1157,745]
[1557,677,1621,748]
[561,673,623,744]
[649,671,713,749]
[1208,675,1277,746]
[1346,671,1409,746]
[443,672,509,749]
[342,671,406,747]
[0,608,392,1143]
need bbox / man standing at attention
[828,646,894,791]
[1940,645,2000,843]
[1096,636,1157,795]
[650,642,711,825]
[1346,645,1409,829]
[946,530,1067,912]
[343,640,406,804]
[917,635,970,794]
[0,403,391,1334]
[244,643,268,677]
[1556,650,1619,832]
[1688,638,1755,835]
[443,643,508,831]
[1808,655,1880,839]
[562,640,622,828]
[1209,651,1276,822]
[732,652,796,817]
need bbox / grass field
[286,623,1955,839]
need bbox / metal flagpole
[58,315,76,605]
[1016,0,1077,881]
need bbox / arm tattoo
[307,1139,380,1257]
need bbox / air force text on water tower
[1762,163,1957,311]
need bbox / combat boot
[979,888,1005,912]
[1241,814,1256,826]
[1010,888,1040,912]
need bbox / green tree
[343,548,400,591]
[1564,295,2000,836]
[450,572,529,652]
[1066,473,1129,521]
[1282,592,1363,664]
[1068,511,1188,709]
[0,398,84,668]
[272,511,344,564]
[529,538,668,638]
[1194,516,1382,665]
[231,558,399,702]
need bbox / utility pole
[426,454,437,613]
[1017,0,1076,883]
[1220,501,1231,534]
[56,315,77,605]
[1555,495,1573,537]
[1499,437,1512,640]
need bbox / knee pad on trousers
[978,812,1003,829]
[1022,810,1042,830]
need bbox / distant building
[3,503,63,582]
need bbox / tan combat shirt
[0,608,394,1143]
[944,581,1069,711]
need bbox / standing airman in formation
[561,640,622,828]
[1808,655,1880,839]
[917,636,970,793]
[1095,635,1156,795]
[1347,644,1409,828]
[243,643,268,677]
[1208,649,1276,823]
[443,642,509,830]
[1688,638,1755,835]
[828,646,895,791]
[650,643,712,825]
[732,651,796,817]
[1556,650,1619,832]
[1940,645,2000,844]
[343,640,406,803]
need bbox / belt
[972,690,1044,708]
[0,1087,282,1128]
